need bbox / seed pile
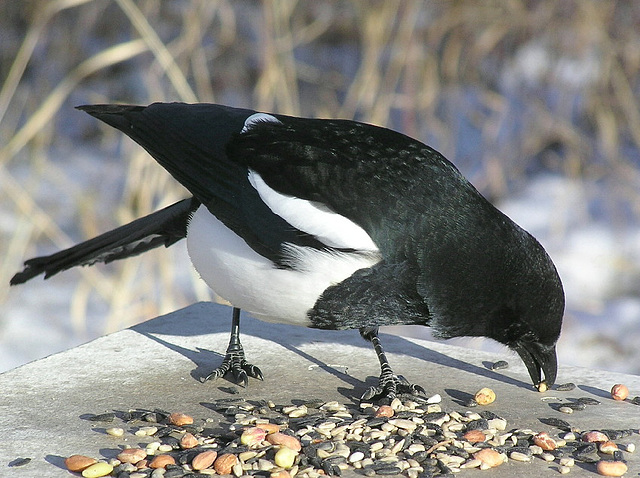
[65,392,638,478]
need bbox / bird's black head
[486,238,565,391]
[422,204,565,392]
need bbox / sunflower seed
[555,383,576,391]
[491,360,509,370]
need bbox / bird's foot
[361,373,426,403]
[204,347,263,387]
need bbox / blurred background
[1,0,639,375]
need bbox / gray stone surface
[1,302,639,476]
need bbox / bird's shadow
[578,384,610,399]
[132,303,534,398]
[44,455,67,470]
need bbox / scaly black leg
[204,307,263,386]
[359,326,425,402]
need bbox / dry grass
[1,0,639,334]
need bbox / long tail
[10,197,199,285]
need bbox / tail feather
[10,197,199,285]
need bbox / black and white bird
[11,103,564,401]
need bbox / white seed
[381,422,396,433]
[529,445,543,455]
[388,419,417,431]
[367,430,389,440]
[369,442,384,452]
[447,455,466,465]
[559,465,571,474]
[330,425,349,437]
[316,449,331,460]
[460,459,481,469]
[407,444,425,453]
[350,419,367,429]
[407,468,420,478]
[348,452,364,463]
[449,411,463,421]
[427,394,442,404]
[390,439,405,455]
[487,418,507,431]
[106,427,125,437]
[510,451,531,462]
[258,459,274,471]
[446,422,465,432]
[316,422,336,431]
[232,463,243,476]
[376,455,399,464]
[320,401,344,412]
[288,407,308,418]
[559,457,575,467]
[146,442,161,451]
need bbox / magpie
[11,102,564,401]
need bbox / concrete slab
[1,302,638,477]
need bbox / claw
[233,368,248,387]
[359,327,426,403]
[204,354,263,386]
[397,375,426,395]
[204,307,263,386]
[246,364,264,381]
[361,374,425,403]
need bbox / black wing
[226,115,470,261]
[11,197,198,284]
[77,103,329,265]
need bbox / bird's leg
[204,307,263,386]
[359,326,425,403]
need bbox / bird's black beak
[513,341,557,392]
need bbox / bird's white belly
[186,205,380,326]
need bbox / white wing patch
[186,205,380,325]
[248,170,379,251]
[241,112,281,133]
